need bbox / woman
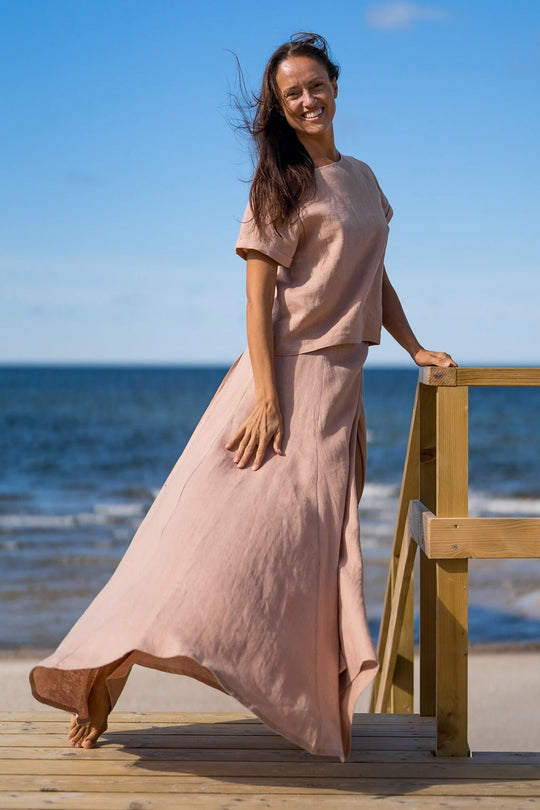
[30,33,456,761]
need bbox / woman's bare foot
[67,669,112,749]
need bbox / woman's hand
[413,348,458,368]
[225,399,284,471]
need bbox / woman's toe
[81,729,100,748]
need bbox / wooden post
[419,383,437,716]
[435,385,469,756]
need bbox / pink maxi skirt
[30,342,378,761]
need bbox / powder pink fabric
[236,155,393,356]
[30,157,390,760]
[30,343,377,761]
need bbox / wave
[0,501,148,533]
[1,486,539,547]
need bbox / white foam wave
[0,514,77,530]
[93,503,145,519]
[0,501,146,532]
[362,482,399,498]
[469,491,540,517]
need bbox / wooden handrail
[369,366,540,757]
[420,367,540,387]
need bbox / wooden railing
[369,367,540,756]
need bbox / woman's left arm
[382,269,457,368]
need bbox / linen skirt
[30,342,378,761]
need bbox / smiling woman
[241,33,341,233]
[30,32,456,762]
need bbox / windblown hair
[238,33,340,234]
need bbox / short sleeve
[364,163,393,223]
[373,176,393,223]
[235,202,301,269]
[379,187,393,223]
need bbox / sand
[2,647,539,752]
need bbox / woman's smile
[302,107,324,119]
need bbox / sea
[1,364,540,652]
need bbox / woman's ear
[332,79,338,99]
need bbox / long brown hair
[239,33,340,234]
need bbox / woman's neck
[298,131,340,168]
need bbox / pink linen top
[235,155,393,356]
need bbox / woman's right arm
[225,249,283,471]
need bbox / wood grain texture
[371,388,419,713]
[419,367,540,387]
[434,386,469,757]
[410,503,540,559]
[1,712,538,809]
[374,529,417,713]
[419,383,437,716]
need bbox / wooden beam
[436,559,469,757]
[371,388,419,713]
[390,576,415,714]
[435,386,469,757]
[410,503,540,559]
[419,383,437,717]
[374,528,417,713]
[420,367,540,388]
[419,367,458,386]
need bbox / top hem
[274,335,380,357]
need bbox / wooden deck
[1,711,539,809]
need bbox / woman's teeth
[303,108,323,119]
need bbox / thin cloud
[365,2,448,30]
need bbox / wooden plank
[2,774,540,796]
[374,529,417,712]
[3,757,540,779]
[0,711,435,727]
[0,720,435,737]
[420,367,540,387]
[390,390,419,714]
[410,506,540,559]
[419,383,437,716]
[0,794,538,810]
[371,387,420,712]
[0,746,442,763]
[390,572,415,713]
[435,386,469,757]
[434,386,468,519]
[0,733,435,752]
[456,368,540,387]
[0,711,257,724]
[0,722,309,737]
[0,712,436,730]
[436,559,469,757]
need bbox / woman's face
[274,56,337,139]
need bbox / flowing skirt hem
[30,646,374,760]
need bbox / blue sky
[1,0,539,366]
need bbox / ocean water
[1,363,540,650]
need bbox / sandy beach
[2,646,539,753]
